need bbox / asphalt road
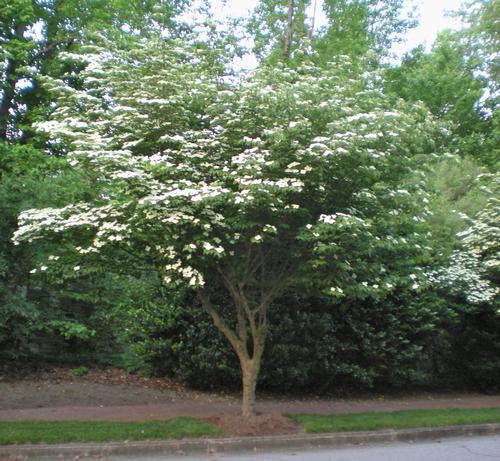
[102,435,500,461]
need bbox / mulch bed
[202,413,304,437]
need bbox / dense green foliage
[0,0,498,406]
[384,32,496,166]
[0,143,127,362]
[0,0,191,362]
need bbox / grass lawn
[0,416,223,445]
[289,407,500,433]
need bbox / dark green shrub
[452,304,500,392]
[115,284,450,393]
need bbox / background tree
[384,31,494,165]
[0,143,107,360]
[458,0,499,91]
[429,171,500,389]
[315,0,414,62]
[385,0,499,169]
[248,0,415,64]
[431,173,499,305]
[0,0,189,142]
[383,5,499,379]
[457,0,499,169]
[423,156,491,252]
[249,0,311,60]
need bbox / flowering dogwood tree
[13,38,444,417]
[432,174,499,306]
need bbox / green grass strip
[0,416,223,445]
[289,407,500,433]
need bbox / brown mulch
[202,413,304,437]
[0,365,188,392]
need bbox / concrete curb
[2,423,500,459]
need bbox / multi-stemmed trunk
[198,284,270,418]
[196,250,292,418]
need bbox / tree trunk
[240,345,264,418]
[283,0,295,58]
[0,23,26,140]
[241,359,258,418]
[308,0,318,41]
[0,57,17,140]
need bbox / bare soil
[1,366,500,437]
[202,413,304,437]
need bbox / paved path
[1,394,500,421]
[100,435,500,461]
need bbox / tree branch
[217,267,250,345]
[197,289,246,359]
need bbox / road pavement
[100,435,500,461]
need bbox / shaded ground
[0,367,234,409]
[1,367,500,437]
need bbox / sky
[395,0,464,54]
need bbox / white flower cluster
[13,204,116,243]
[285,161,313,175]
[202,241,225,256]
[319,214,339,224]
[235,177,304,189]
[139,182,230,206]
[329,286,344,297]
[318,213,367,227]
[231,148,272,168]
[94,221,130,245]
[263,224,277,234]
[430,251,499,304]
[164,261,205,287]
